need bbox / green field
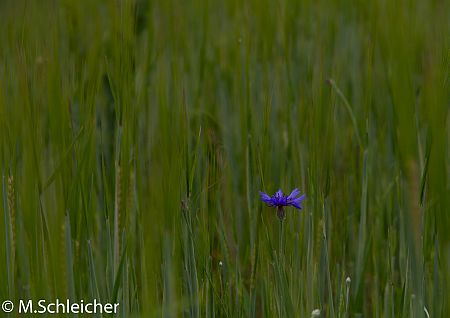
[0,0,449,316]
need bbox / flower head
[259,188,306,219]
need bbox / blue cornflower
[259,188,306,220]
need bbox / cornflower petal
[259,191,271,201]
[287,188,300,201]
[275,189,283,198]
[289,194,306,209]
[259,191,275,206]
[289,200,303,209]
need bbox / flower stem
[279,218,284,256]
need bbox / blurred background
[0,0,449,316]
